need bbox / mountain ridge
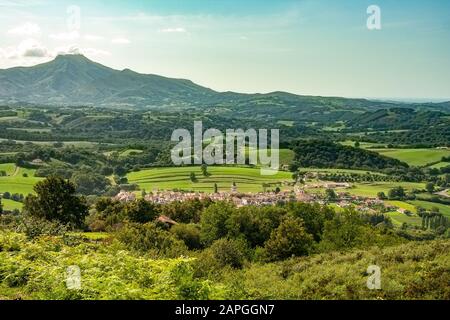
[0,54,449,110]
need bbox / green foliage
[285,202,334,242]
[292,140,408,171]
[264,216,314,261]
[226,206,285,247]
[71,171,111,196]
[200,202,234,246]
[319,210,403,252]
[124,199,159,224]
[207,238,249,269]
[161,199,211,224]
[18,216,68,239]
[388,186,407,200]
[170,224,202,250]
[116,223,187,258]
[23,177,88,228]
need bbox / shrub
[18,216,68,239]
[208,238,249,269]
[171,224,202,250]
[23,177,88,228]
[116,222,187,258]
[264,216,313,261]
[200,202,234,246]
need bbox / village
[114,181,400,216]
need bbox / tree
[426,182,435,194]
[71,171,111,195]
[325,189,338,201]
[23,177,88,228]
[171,224,202,250]
[200,202,234,246]
[213,183,218,194]
[209,238,249,269]
[201,164,209,177]
[354,141,360,148]
[0,197,3,214]
[377,192,387,200]
[190,172,197,183]
[264,216,313,261]
[388,186,406,200]
[124,199,159,223]
[114,165,127,177]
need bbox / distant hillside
[1,54,449,112]
[291,140,409,171]
[0,54,218,107]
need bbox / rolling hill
[0,54,218,107]
[1,54,449,114]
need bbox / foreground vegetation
[0,231,448,300]
[0,177,448,300]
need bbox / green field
[348,182,425,198]
[0,198,23,211]
[372,148,450,167]
[385,200,418,214]
[408,200,450,218]
[385,211,422,227]
[119,149,144,158]
[299,168,386,176]
[246,148,295,166]
[0,163,16,176]
[128,166,294,193]
[427,162,450,169]
[0,164,42,195]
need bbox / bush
[23,177,88,228]
[18,216,68,239]
[171,224,202,250]
[116,223,187,258]
[208,238,249,269]
[124,199,159,223]
[264,216,313,261]
[200,202,234,246]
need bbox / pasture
[127,166,294,193]
[372,148,450,167]
[0,198,23,211]
[0,164,41,195]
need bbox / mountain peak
[0,54,218,107]
[54,54,91,62]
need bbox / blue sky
[0,0,449,100]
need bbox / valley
[0,55,449,301]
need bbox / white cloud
[159,27,187,33]
[84,34,104,41]
[3,39,51,59]
[54,44,110,57]
[83,47,111,57]
[0,0,46,7]
[49,30,80,41]
[7,22,41,36]
[111,37,130,44]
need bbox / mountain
[0,54,218,107]
[0,54,449,112]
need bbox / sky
[0,0,449,101]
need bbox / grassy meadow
[127,166,294,193]
[371,148,450,167]
[0,164,42,195]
